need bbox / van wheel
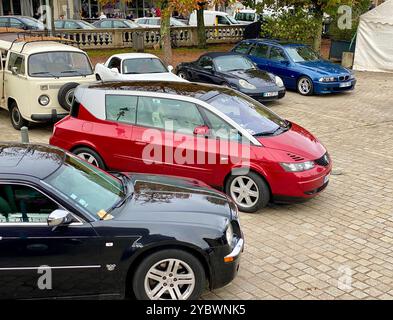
[10,101,29,130]
[225,172,270,213]
[73,147,105,169]
[133,249,205,300]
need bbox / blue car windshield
[286,46,320,62]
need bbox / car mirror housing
[168,65,174,72]
[111,68,120,74]
[280,60,289,65]
[194,125,210,136]
[47,209,73,228]
[11,66,18,75]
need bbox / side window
[64,21,80,29]
[0,18,8,27]
[136,97,204,133]
[54,20,63,29]
[198,56,214,70]
[233,42,252,54]
[217,15,230,25]
[10,18,23,29]
[201,109,241,141]
[0,184,58,223]
[138,19,146,24]
[107,57,121,71]
[8,53,25,75]
[269,47,287,62]
[106,95,137,124]
[113,20,127,28]
[250,44,270,58]
[100,20,112,28]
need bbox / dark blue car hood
[297,60,350,76]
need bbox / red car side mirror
[193,125,210,136]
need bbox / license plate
[264,91,278,97]
[339,82,352,88]
[323,174,330,184]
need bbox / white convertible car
[94,53,186,82]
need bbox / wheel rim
[144,258,195,300]
[77,152,99,167]
[11,107,21,126]
[178,72,187,79]
[230,176,259,208]
[298,78,311,94]
[65,88,75,107]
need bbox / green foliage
[259,8,319,43]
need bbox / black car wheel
[73,147,105,169]
[297,76,314,96]
[58,82,79,111]
[133,249,205,300]
[10,101,29,130]
[225,171,270,213]
[177,70,189,80]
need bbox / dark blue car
[232,39,357,96]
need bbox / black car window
[269,47,287,62]
[217,15,230,25]
[107,57,121,71]
[10,18,23,29]
[8,52,25,75]
[0,184,58,223]
[136,96,204,133]
[233,41,252,54]
[250,43,270,58]
[198,56,214,70]
[0,17,8,27]
[106,95,137,124]
[200,108,241,141]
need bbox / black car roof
[0,143,65,179]
[202,52,242,59]
[85,81,229,101]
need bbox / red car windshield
[208,92,288,136]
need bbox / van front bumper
[30,109,68,122]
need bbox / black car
[175,52,286,102]
[0,143,243,300]
[0,15,45,30]
[54,19,96,30]
[92,18,140,29]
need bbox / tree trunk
[160,6,172,66]
[312,7,323,53]
[196,5,206,49]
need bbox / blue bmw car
[232,39,357,96]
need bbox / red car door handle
[135,141,148,146]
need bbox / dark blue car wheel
[297,76,314,96]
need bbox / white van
[189,10,240,26]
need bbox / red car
[50,81,332,213]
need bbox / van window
[8,53,25,75]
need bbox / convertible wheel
[73,147,105,169]
[177,70,188,80]
[133,249,205,300]
[10,101,29,130]
[297,76,314,96]
[225,172,270,213]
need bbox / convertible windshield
[28,51,93,77]
[122,58,167,74]
[208,92,288,136]
[214,55,255,72]
[45,155,125,216]
[286,46,320,62]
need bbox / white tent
[353,0,393,73]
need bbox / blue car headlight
[319,76,335,82]
[349,73,355,80]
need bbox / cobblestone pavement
[1,71,393,299]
